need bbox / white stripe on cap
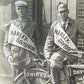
[15,1,27,6]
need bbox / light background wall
[68,0,76,19]
[43,0,76,23]
[0,3,12,75]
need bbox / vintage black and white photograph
[0,0,84,84]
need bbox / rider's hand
[62,58,68,62]
[42,59,50,67]
[46,59,51,64]
[8,56,13,64]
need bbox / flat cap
[57,2,68,11]
[15,1,28,7]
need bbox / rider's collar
[60,17,69,25]
[17,17,29,22]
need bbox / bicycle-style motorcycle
[14,51,84,84]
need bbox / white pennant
[8,23,38,56]
[54,23,78,53]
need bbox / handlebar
[66,64,84,69]
[70,51,84,54]
[67,50,84,59]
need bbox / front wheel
[14,72,30,84]
[14,74,51,84]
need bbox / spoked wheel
[14,72,30,84]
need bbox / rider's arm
[0,22,11,32]
[44,26,54,59]
[1,22,13,62]
[4,32,13,61]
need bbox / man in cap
[1,0,41,80]
[44,2,84,84]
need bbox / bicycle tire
[14,72,30,84]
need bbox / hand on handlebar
[33,58,43,63]
[62,58,68,62]
[42,59,50,67]
[8,56,13,64]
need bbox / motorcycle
[14,51,84,84]
[14,58,51,84]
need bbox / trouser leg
[11,65,24,84]
[50,52,64,84]
[50,52,77,84]
[11,65,18,84]
[51,66,60,84]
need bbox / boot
[51,66,60,84]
